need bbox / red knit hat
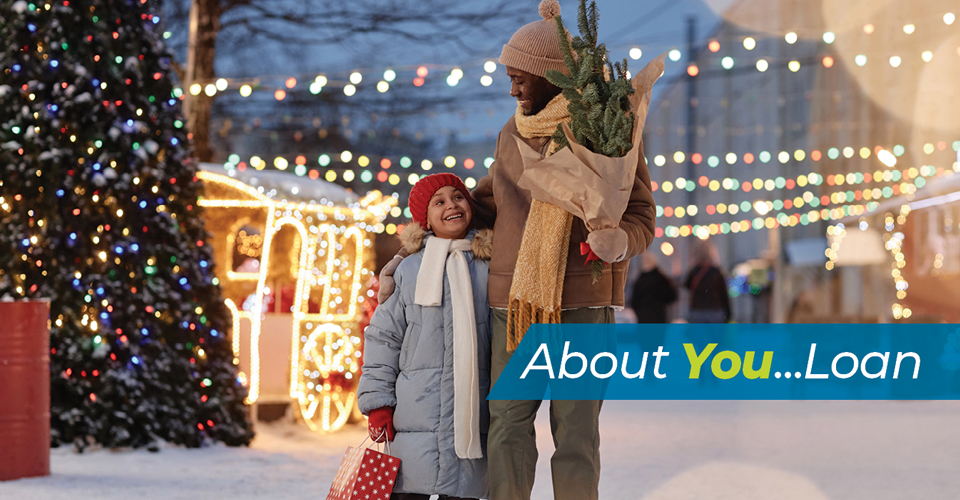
[408,173,473,229]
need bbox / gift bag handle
[359,429,392,455]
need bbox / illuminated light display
[196,168,394,431]
[830,208,914,320]
[886,205,913,319]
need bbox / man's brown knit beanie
[499,0,570,78]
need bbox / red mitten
[368,406,395,443]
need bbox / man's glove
[586,227,628,263]
[368,406,395,443]
[377,254,404,304]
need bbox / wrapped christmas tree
[0,0,253,448]
[515,0,666,283]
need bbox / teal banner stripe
[487,324,960,400]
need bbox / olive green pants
[488,307,613,500]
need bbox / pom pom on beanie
[539,0,560,20]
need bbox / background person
[631,252,679,324]
[684,240,731,324]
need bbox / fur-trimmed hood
[398,224,493,261]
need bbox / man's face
[507,66,561,116]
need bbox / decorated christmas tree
[0,0,253,448]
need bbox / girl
[358,173,492,500]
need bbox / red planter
[0,301,50,481]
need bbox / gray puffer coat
[358,225,493,498]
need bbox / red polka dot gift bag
[326,436,399,500]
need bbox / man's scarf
[507,93,573,352]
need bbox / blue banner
[487,324,960,400]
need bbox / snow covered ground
[3,400,960,499]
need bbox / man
[380,1,656,498]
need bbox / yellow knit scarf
[507,93,574,352]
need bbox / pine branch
[578,3,591,45]
[554,15,578,76]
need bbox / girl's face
[425,186,472,240]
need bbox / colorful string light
[655,200,880,240]
[215,141,960,197]
[168,10,959,98]
[655,161,956,219]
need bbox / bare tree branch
[162,0,528,160]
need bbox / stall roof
[199,163,359,206]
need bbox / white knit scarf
[414,236,482,460]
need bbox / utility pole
[685,16,697,217]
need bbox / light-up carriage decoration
[196,164,395,432]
